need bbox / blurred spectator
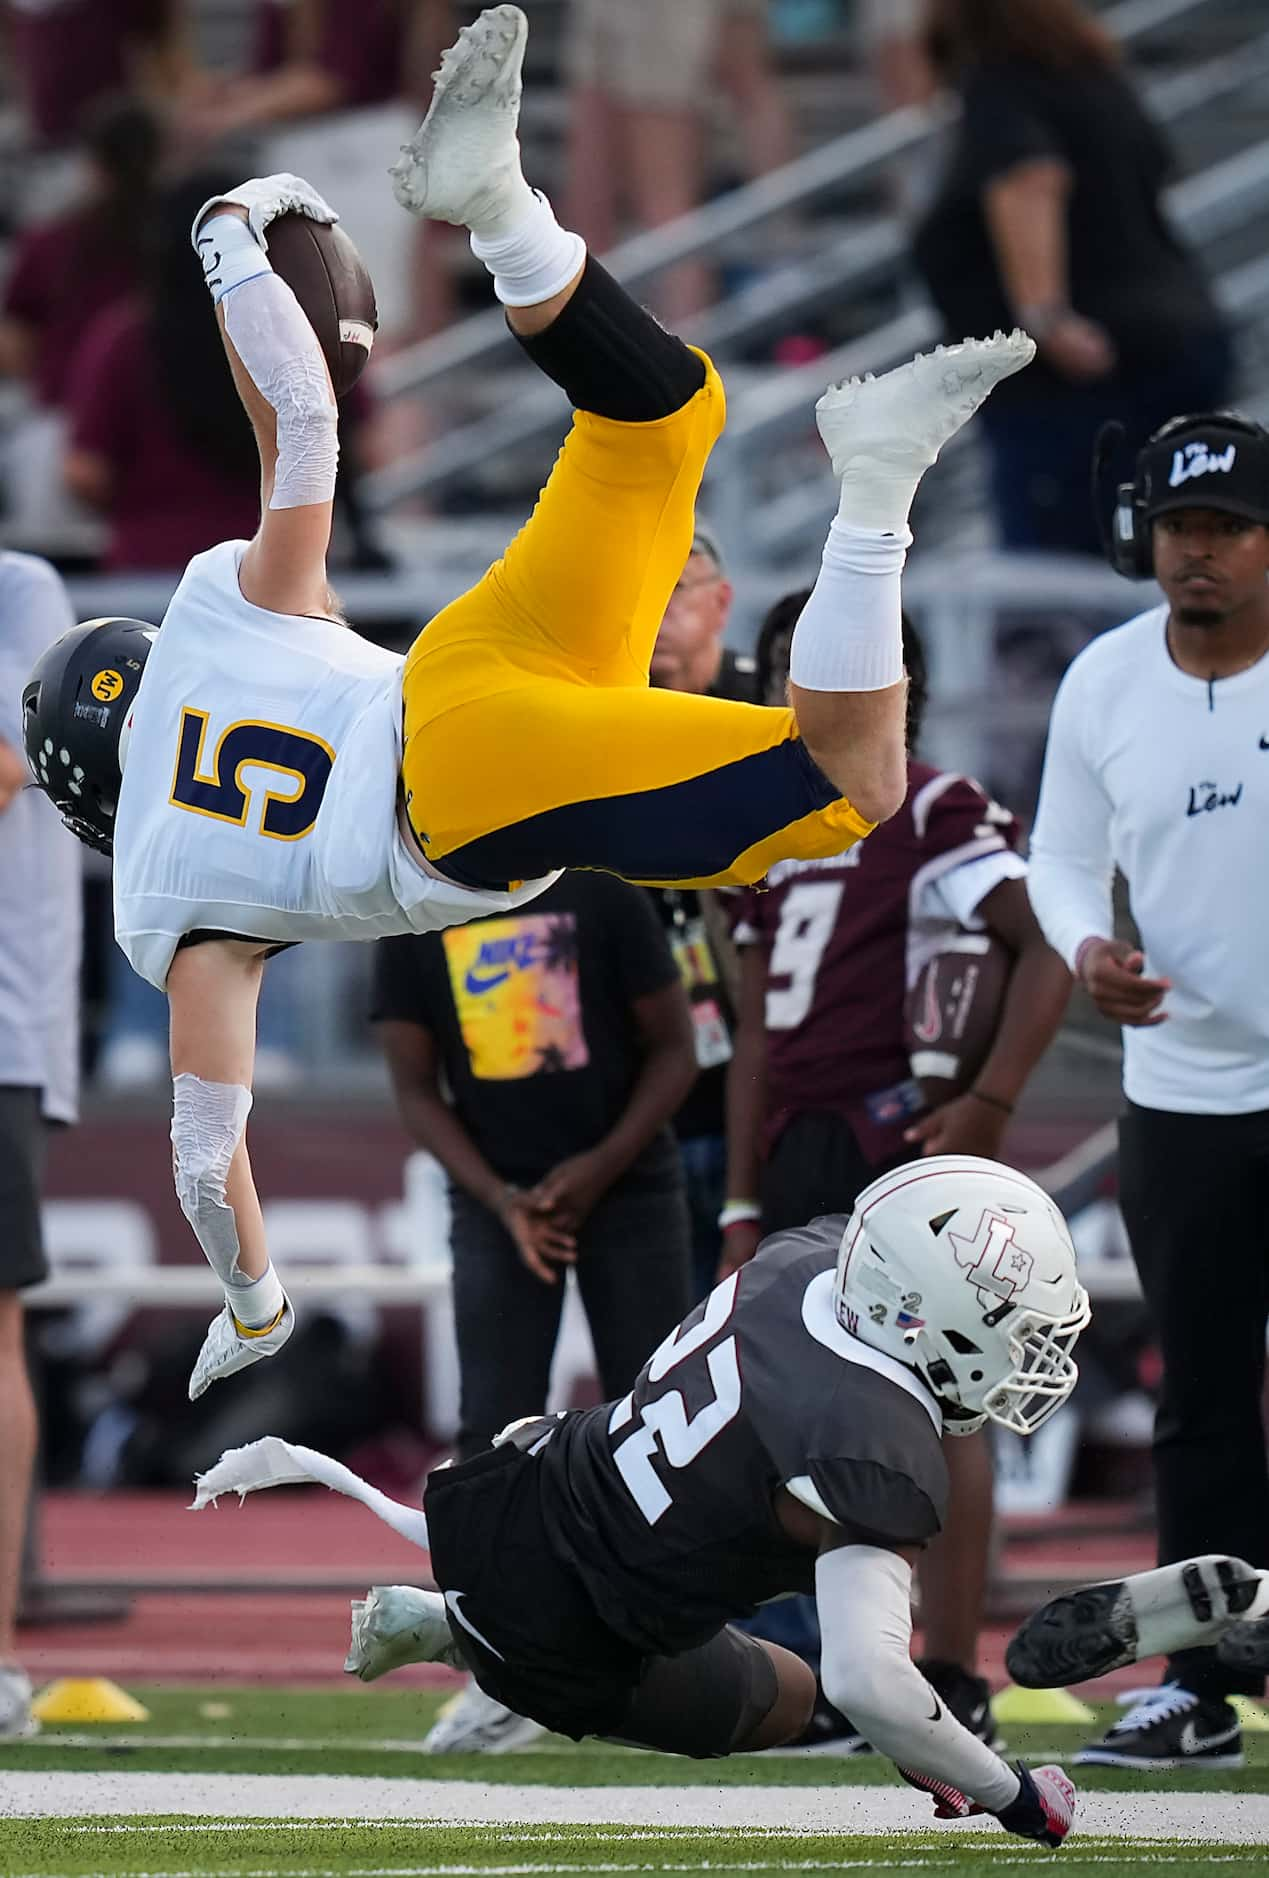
[2,0,191,155]
[0,95,163,558]
[911,0,1231,555]
[178,1,449,341]
[649,529,757,1297]
[563,0,794,321]
[61,171,261,570]
[373,873,696,1753]
[722,595,1070,1745]
[0,551,81,1742]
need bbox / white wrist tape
[221,270,339,509]
[171,1073,253,1286]
[196,212,273,306]
[789,520,909,693]
[816,1546,1020,1812]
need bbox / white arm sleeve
[816,1545,1020,1812]
[1027,661,1116,971]
[201,212,338,511]
[171,1073,253,1285]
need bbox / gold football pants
[400,355,872,889]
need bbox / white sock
[470,189,586,307]
[788,520,910,693]
[225,1260,285,1333]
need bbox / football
[903,933,1014,1109]
[265,212,379,398]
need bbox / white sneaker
[0,1666,39,1742]
[187,1296,295,1401]
[390,5,530,232]
[817,330,1036,531]
[345,1585,464,1683]
[421,1673,546,1754]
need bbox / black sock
[513,256,706,422]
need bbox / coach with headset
[1029,411,1269,1772]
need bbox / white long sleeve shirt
[1029,602,1269,1115]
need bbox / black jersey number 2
[608,1272,742,1525]
[169,708,335,841]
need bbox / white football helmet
[834,1155,1090,1436]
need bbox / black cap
[1137,415,1269,524]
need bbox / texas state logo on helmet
[22,617,156,854]
[833,1155,1091,1436]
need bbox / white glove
[188,1294,296,1401]
[190,173,339,255]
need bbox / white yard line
[3,1777,1269,1843]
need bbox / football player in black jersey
[198,1154,1088,1844]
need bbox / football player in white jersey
[21,6,1034,1401]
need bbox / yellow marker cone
[1230,1695,1269,1733]
[31,1678,150,1724]
[993,1683,1096,1725]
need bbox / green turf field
[5,1687,1267,1877]
[6,1820,1268,1878]
[2,1684,1268,1791]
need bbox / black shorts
[0,1086,48,1291]
[423,1436,778,1756]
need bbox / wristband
[196,211,272,305]
[718,1200,761,1231]
[968,1088,1014,1116]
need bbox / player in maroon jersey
[723,595,1071,1748]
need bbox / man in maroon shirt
[724,594,1071,1748]
[3,0,187,149]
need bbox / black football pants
[1118,1101,1269,1698]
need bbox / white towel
[190,1435,430,1550]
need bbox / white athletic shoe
[345,1585,465,1683]
[0,1666,39,1742]
[187,1296,295,1401]
[816,330,1036,531]
[421,1673,546,1754]
[390,5,530,230]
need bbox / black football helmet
[22,618,156,854]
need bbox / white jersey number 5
[608,1273,742,1525]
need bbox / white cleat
[817,330,1036,531]
[345,1585,465,1683]
[187,1296,295,1401]
[421,1673,546,1754]
[390,5,529,229]
[0,1667,38,1742]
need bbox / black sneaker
[1075,1682,1243,1770]
[918,1657,1000,1749]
